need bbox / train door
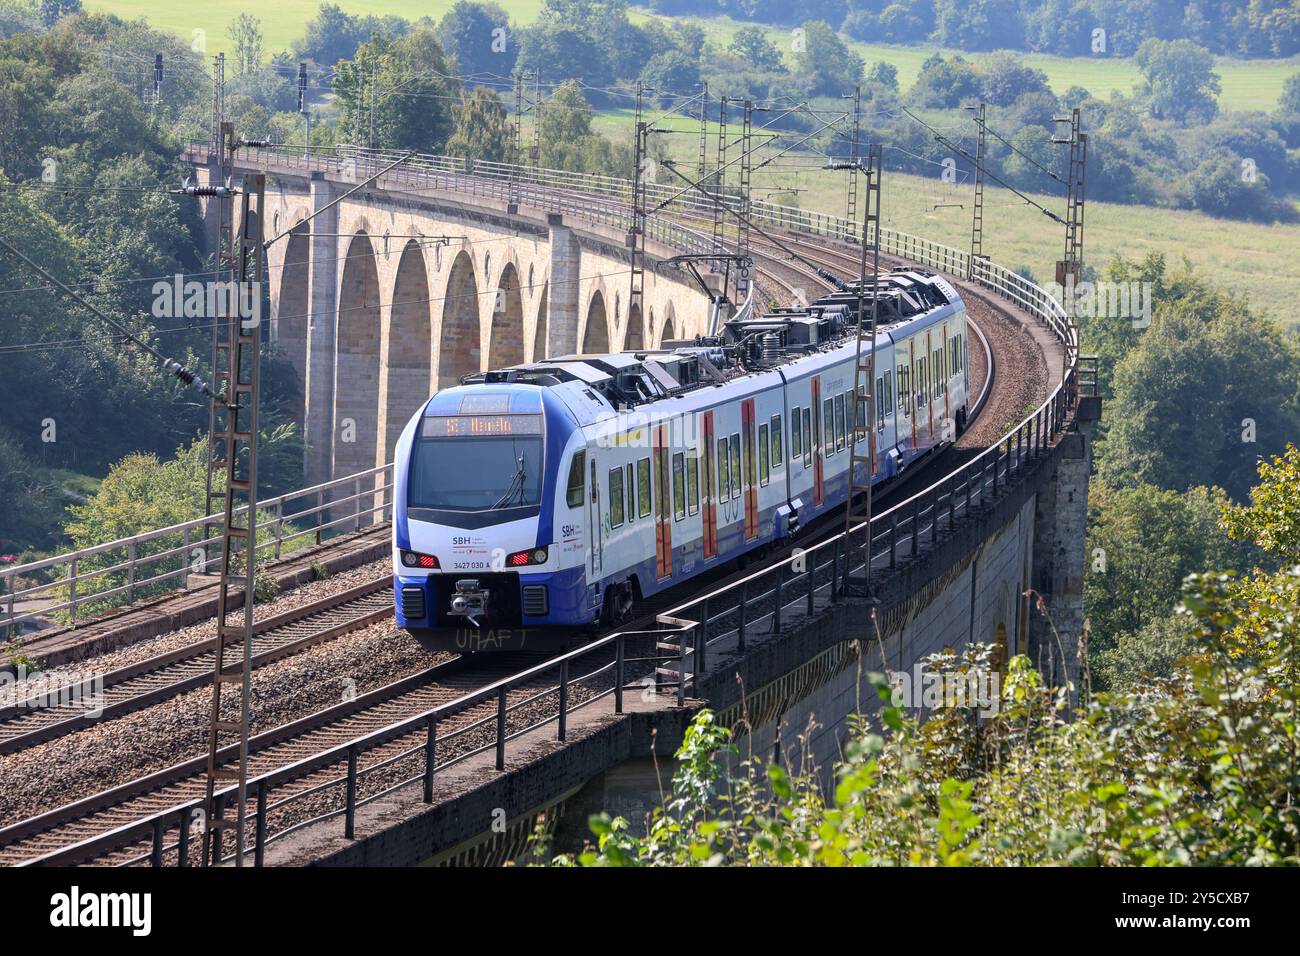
[926,329,935,441]
[941,321,950,429]
[811,377,825,506]
[588,456,602,580]
[701,411,718,559]
[653,425,673,579]
[741,398,758,540]
[909,339,919,452]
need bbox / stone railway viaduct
[192,149,715,487]
[36,145,1092,865]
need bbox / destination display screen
[421,414,544,438]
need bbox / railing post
[207,792,225,867]
[773,563,783,633]
[178,806,191,867]
[181,526,191,588]
[910,500,920,557]
[274,500,284,559]
[255,780,268,866]
[495,687,507,770]
[807,549,815,613]
[614,638,624,714]
[424,716,437,802]
[151,815,165,867]
[678,629,687,705]
[889,513,898,569]
[345,745,358,839]
[830,539,840,602]
[736,579,747,652]
[558,659,569,739]
[316,489,324,544]
[68,556,77,626]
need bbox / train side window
[884,370,894,417]
[758,424,770,485]
[934,349,943,396]
[636,457,652,518]
[916,360,926,406]
[896,365,907,415]
[717,437,730,501]
[834,394,846,450]
[729,434,742,493]
[566,451,585,508]
[686,452,699,516]
[771,414,783,469]
[672,453,685,520]
[874,379,884,428]
[790,407,801,460]
[822,398,834,457]
[608,467,624,528]
[802,407,812,466]
[626,464,635,522]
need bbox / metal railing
[1,465,392,639]
[3,143,1089,865]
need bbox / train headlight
[401,550,439,569]
[507,546,548,567]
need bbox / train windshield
[408,415,545,512]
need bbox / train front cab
[392,389,591,652]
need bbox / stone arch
[274,225,310,426]
[335,231,382,479]
[624,303,644,351]
[531,283,549,362]
[437,249,480,390]
[660,303,677,346]
[582,289,610,354]
[380,240,433,464]
[487,262,525,369]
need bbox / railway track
[0,650,564,866]
[0,230,1002,867]
[0,577,392,756]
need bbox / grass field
[84,1,1299,317]
[589,120,1300,323]
[84,0,546,57]
[88,3,1298,112]
[679,15,1300,114]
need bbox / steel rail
[0,577,392,755]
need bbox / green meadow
[680,15,1300,114]
[590,114,1300,324]
[84,1,1300,316]
[84,0,546,57]
[87,3,1297,112]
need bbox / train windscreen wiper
[491,456,528,509]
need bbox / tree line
[649,0,1300,58]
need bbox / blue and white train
[392,270,970,651]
